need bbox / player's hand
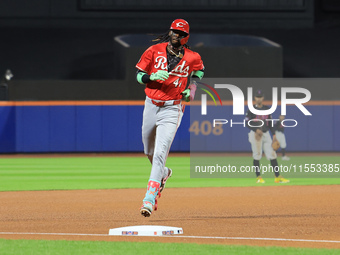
[181,89,191,102]
[150,70,169,81]
[272,140,280,151]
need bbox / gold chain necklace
[167,46,183,58]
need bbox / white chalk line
[174,235,340,244]
[0,232,340,244]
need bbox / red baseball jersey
[136,42,204,101]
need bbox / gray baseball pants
[142,96,183,182]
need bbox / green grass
[0,156,339,191]
[0,239,339,255]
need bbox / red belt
[151,99,181,107]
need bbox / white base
[109,225,183,236]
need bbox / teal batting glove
[181,89,190,102]
[150,70,169,81]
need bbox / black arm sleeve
[136,70,151,84]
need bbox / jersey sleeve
[192,53,204,71]
[136,46,153,73]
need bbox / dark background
[0,0,339,100]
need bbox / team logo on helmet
[176,22,185,28]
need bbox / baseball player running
[245,89,290,184]
[136,19,204,217]
[274,115,290,160]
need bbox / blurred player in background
[245,89,290,184]
[275,115,290,160]
[136,19,204,217]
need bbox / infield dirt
[1,185,340,248]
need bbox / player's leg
[142,99,171,170]
[151,106,182,180]
[263,132,279,176]
[143,102,175,191]
[263,133,289,183]
[141,104,183,217]
[140,99,158,217]
[248,131,264,183]
[141,100,171,176]
[151,105,182,184]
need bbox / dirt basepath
[1,185,340,249]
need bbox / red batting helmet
[169,19,190,45]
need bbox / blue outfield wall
[0,103,338,153]
[0,106,16,153]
